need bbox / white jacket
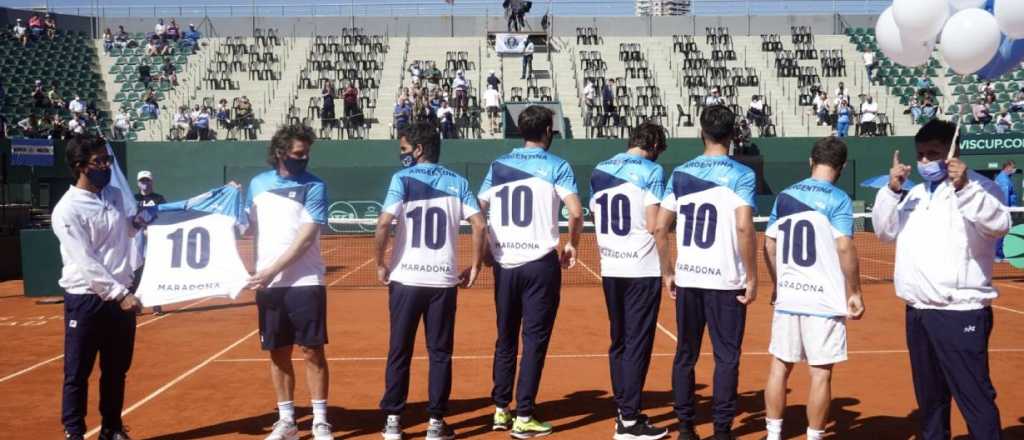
[873,171,1010,310]
[52,185,137,301]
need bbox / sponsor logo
[678,263,722,276]
[780,279,824,293]
[399,263,453,273]
[961,136,1024,152]
[600,247,639,259]
[157,282,222,291]
[288,191,297,199]
[964,325,976,333]
[69,320,77,328]
[498,241,540,250]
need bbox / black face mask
[282,156,308,176]
[86,168,111,189]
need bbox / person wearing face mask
[374,121,487,440]
[994,160,1017,261]
[245,125,333,440]
[873,119,1008,440]
[52,134,150,440]
[133,171,167,315]
[590,122,671,440]
[477,105,584,437]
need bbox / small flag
[10,138,54,166]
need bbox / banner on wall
[960,133,1024,155]
[495,33,528,54]
[10,138,54,166]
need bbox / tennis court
[1,222,1023,439]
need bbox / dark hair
[399,121,442,163]
[628,121,667,156]
[810,136,848,170]
[65,134,107,178]
[267,124,315,166]
[914,119,959,148]
[517,105,554,142]
[1004,160,1016,169]
[699,105,736,144]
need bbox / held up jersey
[247,169,328,288]
[478,147,578,268]
[136,185,250,307]
[589,152,664,278]
[384,163,480,288]
[661,154,756,290]
[765,178,853,317]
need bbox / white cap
[489,70,495,75]
[137,170,153,181]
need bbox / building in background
[635,0,690,16]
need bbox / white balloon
[941,9,1003,74]
[949,0,986,10]
[995,0,1024,39]
[894,0,951,41]
[877,7,936,67]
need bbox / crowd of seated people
[164,96,256,141]
[9,13,58,47]
[396,61,484,139]
[101,18,201,56]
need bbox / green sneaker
[492,409,513,431]
[511,417,552,438]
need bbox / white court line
[84,329,259,439]
[573,257,681,343]
[0,297,213,384]
[327,246,390,288]
[214,347,1024,363]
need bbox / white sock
[277,401,295,422]
[429,418,443,426]
[387,414,400,424]
[516,415,531,423]
[765,418,782,440]
[311,399,327,425]
[620,417,637,428]
[495,406,509,415]
[807,427,825,440]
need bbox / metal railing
[17,0,889,18]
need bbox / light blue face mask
[917,160,948,182]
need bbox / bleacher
[1,29,107,138]
[945,71,1024,134]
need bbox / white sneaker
[312,421,334,440]
[382,415,403,440]
[265,419,299,440]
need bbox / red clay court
[1,232,1023,439]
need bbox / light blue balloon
[976,35,1024,79]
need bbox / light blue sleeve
[764,197,780,238]
[304,181,328,224]
[245,176,257,212]
[733,168,757,209]
[554,159,578,196]
[478,164,494,200]
[660,171,678,210]
[383,173,405,214]
[647,164,666,201]
[460,177,481,217]
[830,193,854,237]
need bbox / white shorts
[768,312,847,366]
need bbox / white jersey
[247,169,328,288]
[661,154,756,290]
[136,185,250,307]
[52,185,135,301]
[589,152,664,277]
[384,163,480,287]
[765,178,852,317]
[479,147,578,268]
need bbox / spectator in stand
[813,91,830,126]
[0,80,5,104]
[172,106,190,140]
[182,24,201,52]
[138,62,153,88]
[19,114,41,138]
[49,83,66,109]
[437,100,456,139]
[735,119,752,152]
[394,97,412,132]
[342,82,360,125]
[162,58,178,86]
[44,14,56,40]
[166,19,180,42]
[836,99,852,138]
[114,25,131,49]
[863,49,876,82]
[103,28,114,53]
[409,62,422,85]
[67,113,86,136]
[1011,87,1024,112]
[487,70,501,90]
[50,114,67,140]
[922,98,936,121]
[909,97,923,123]
[916,75,934,96]
[140,89,159,118]
[234,96,253,128]
[583,80,596,113]
[0,115,8,139]
[154,18,167,40]
[484,84,503,134]
[28,14,44,40]
[747,94,766,127]
[113,108,131,140]
[981,81,995,98]
[453,70,469,112]
[522,40,534,79]
[69,95,87,116]
[193,106,211,140]
[321,81,337,128]
[834,82,850,104]
[704,87,724,107]
[859,96,878,136]
[32,80,47,108]
[425,64,442,86]
[507,0,523,32]
[215,99,232,130]
[427,92,443,122]
[973,98,993,125]
[147,37,169,57]
[996,112,1012,134]
[13,19,28,47]
[602,79,616,127]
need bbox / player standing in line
[590,122,670,440]
[762,137,865,440]
[874,120,1007,439]
[246,125,333,440]
[478,105,584,438]
[374,122,487,440]
[54,134,145,440]
[654,105,757,440]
